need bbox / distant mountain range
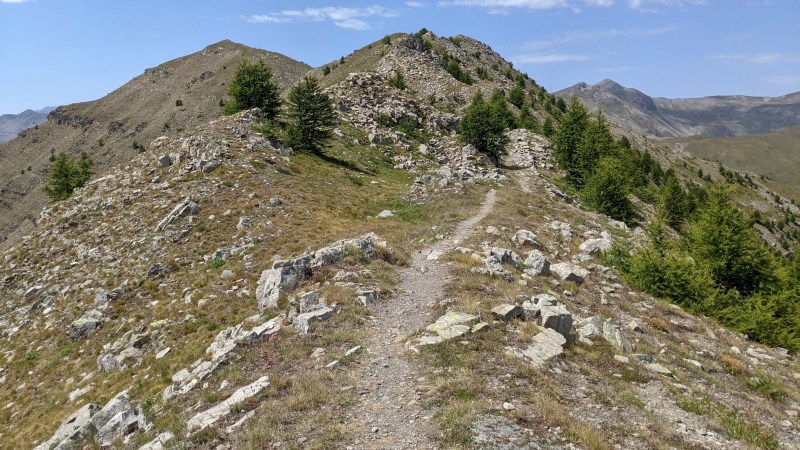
[0,107,55,143]
[556,79,800,138]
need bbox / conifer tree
[657,170,689,229]
[286,76,337,154]
[224,60,281,120]
[553,97,589,184]
[458,90,510,163]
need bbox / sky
[1,0,799,114]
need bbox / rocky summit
[1,30,800,450]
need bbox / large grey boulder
[550,262,589,283]
[68,310,103,341]
[513,229,543,249]
[523,250,550,277]
[256,234,381,311]
[492,304,522,321]
[418,311,486,345]
[579,236,613,255]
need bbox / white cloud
[628,0,708,11]
[245,6,399,30]
[513,53,593,63]
[765,75,800,86]
[584,0,614,6]
[438,0,570,10]
[524,26,674,49]
[1,0,34,3]
[406,1,427,7]
[713,53,800,64]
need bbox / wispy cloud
[439,0,704,12]
[245,6,399,30]
[765,75,800,86]
[1,0,34,3]
[524,26,674,49]
[513,53,593,63]
[628,0,708,12]
[406,1,427,7]
[713,53,800,64]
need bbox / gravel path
[347,189,497,449]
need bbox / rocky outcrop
[256,234,381,310]
[186,376,269,435]
[34,391,149,450]
[417,311,488,345]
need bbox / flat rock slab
[186,376,269,434]
[508,327,566,368]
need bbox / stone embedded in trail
[186,376,269,434]
[550,262,589,283]
[522,250,550,277]
[293,307,334,334]
[418,311,486,345]
[492,304,522,321]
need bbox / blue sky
[1,0,798,114]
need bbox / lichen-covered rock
[550,262,589,283]
[293,307,333,334]
[186,376,269,434]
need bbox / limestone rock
[522,250,550,277]
[293,307,333,334]
[419,311,485,345]
[513,229,542,249]
[603,320,635,353]
[491,304,522,321]
[155,197,200,232]
[550,262,589,283]
[34,403,99,450]
[68,310,103,341]
[508,327,566,368]
[186,376,269,434]
[579,236,613,255]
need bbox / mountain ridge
[556,79,800,138]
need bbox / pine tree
[458,90,510,164]
[553,97,589,184]
[43,152,94,201]
[657,170,689,229]
[508,85,525,109]
[286,76,337,154]
[685,184,778,295]
[580,157,635,222]
[573,110,616,187]
[224,60,281,120]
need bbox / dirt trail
[347,189,496,449]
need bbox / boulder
[508,327,566,368]
[523,251,550,276]
[419,311,486,345]
[293,307,333,334]
[155,197,200,231]
[513,229,543,248]
[603,320,635,353]
[579,236,613,255]
[550,262,589,283]
[376,209,394,218]
[68,310,103,341]
[491,304,522,321]
[539,303,573,339]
